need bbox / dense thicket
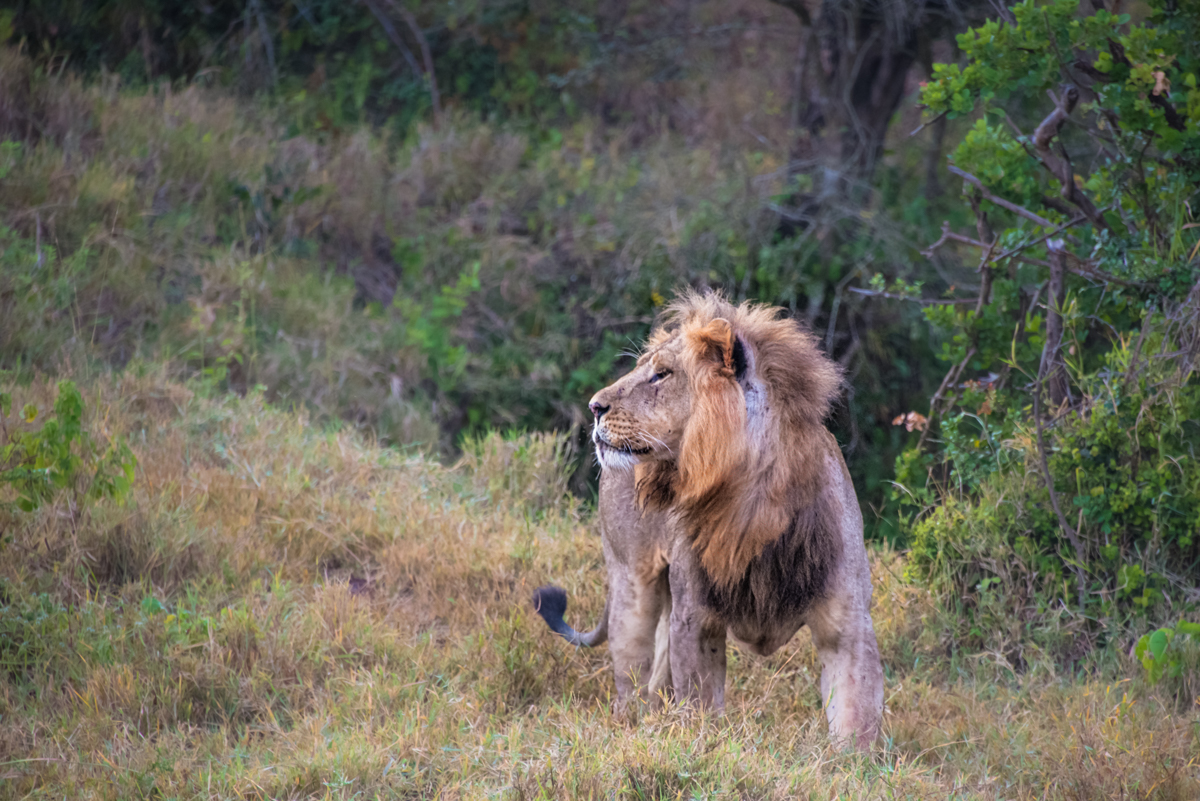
[900,0,1200,663]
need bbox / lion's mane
[634,292,845,626]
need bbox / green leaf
[1134,634,1149,662]
[141,596,165,615]
[1175,620,1200,637]
[1148,628,1173,661]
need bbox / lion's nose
[589,401,610,421]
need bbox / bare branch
[967,189,998,313]
[1032,86,1114,234]
[766,0,812,27]
[916,347,975,452]
[361,0,443,126]
[923,213,1144,288]
[361,0,421,77]
[923,221,1051,268]
[1041,243,1070,407]
[909,110,948,138]
[1039,194,1075,217]
[948,165,1057,229]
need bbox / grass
[1,370,1197,800]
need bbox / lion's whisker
[636,431,673,456]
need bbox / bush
[901,0,1200,654]
[0,39,953,532]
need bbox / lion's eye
[649,370,672,384]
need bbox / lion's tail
[531,585,608,647]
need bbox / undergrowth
[898,0,1200,676]
[0,370,1196,800]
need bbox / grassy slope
[1,373,1196,800]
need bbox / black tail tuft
[531,584,607,647]
[532,585,569,631]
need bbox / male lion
[533,292,884,747]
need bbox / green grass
[1,370,1196,800]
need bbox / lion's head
[588,291,843,586]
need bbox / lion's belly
[726,616,805,657]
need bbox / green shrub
[1136,621,1200,686]
[0,379,136,519]
[901,0,1200,656]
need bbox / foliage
[902,0,1200,651]
[5,0,611,135]
[0,35,955,534]
[0,379,136,522]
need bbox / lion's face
[589,316,745,473]
[588,335,690,471]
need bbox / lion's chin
[594,441,642,472]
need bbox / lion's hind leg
[647,593,672,701]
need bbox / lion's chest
[695,498,842,654]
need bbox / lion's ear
[689,317,735,375]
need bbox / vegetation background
[1,0,1198,798]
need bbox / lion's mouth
[593,435,651,456]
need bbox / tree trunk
[1041,245,1070,408]
[771,0,975,216]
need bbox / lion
[532,291,884,747]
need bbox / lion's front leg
[607,565,671,718]
[667,545,726,711]
[807,587,884,749]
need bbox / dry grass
[0,370,1196,800]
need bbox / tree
[769,0,983,214]
[904,0,1200,633]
